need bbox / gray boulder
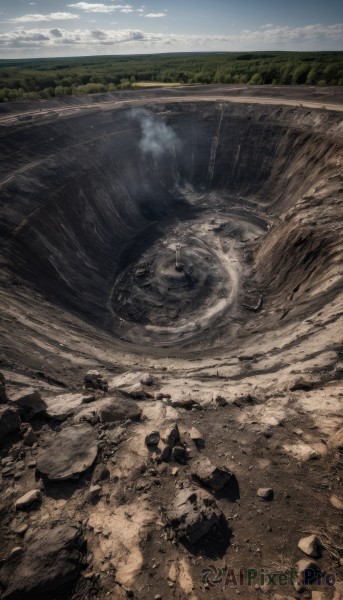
[191,457,232,490]
[0,523,84,599]
[167,486,224,544]
[44,393,86,421]
[97,397,142,424]
[37,424,98,481]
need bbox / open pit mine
[0,85,343,600]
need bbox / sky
[0,0,342,58]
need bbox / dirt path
[0,92,342,127]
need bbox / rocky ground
[0,361,343,600]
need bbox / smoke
[132,109,181,158]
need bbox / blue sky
[0,0,342,58]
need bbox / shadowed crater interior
[1,98,342,351]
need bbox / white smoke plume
[132,109,181,158]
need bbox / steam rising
[132,109,181,158]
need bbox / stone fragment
[215,394,228,407]
[189,427,203,442]
[10,547,23,558]
[171,398,198,410]
[0,405,21,444]
[171,446,187,464]
[88,485,101,501]
[15,524,28,536]
[22,424,38,447]
[82,394,96,403]
[191,457,232,490]
[330,494,343,510]
[159,444,172,463]
[165,424,180,448]
[296,559,320,584]
[126,383,146,399]
[167,486,224,544]
[283,442,318,461]
[145,431,160,447]
[84,370,108,392]
[15,489,41,510]
[37,424,98,481]
[0,524,84,599]
[298,534,322,558]
[0,372,7,404]
[257,487,274,500]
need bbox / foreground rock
[97,397,141,424]
[0,524,85,599]
[44,392,87,421]
[298,534,322,558]
[0,405,21,444]
[37,424,98,480]
[167,486,224,544]
[109,371,153,398]
[191,457,232,490]
[73,396,141,425]
[8,388,46,418]
[0,372,7,404]
[15,489,41,510]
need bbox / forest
[0,51,342,102]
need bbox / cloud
[0,23,342,53]
[67,2,133,12]
[144,12,166,18]
[10,12,79,23]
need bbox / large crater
[0,89,342,354]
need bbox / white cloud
[0,23,342,53]
[67,2,133,12]
[144,12,166,18]
[10,13,79,23]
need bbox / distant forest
[0,51,342,102]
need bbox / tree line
[0,51,342,102]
